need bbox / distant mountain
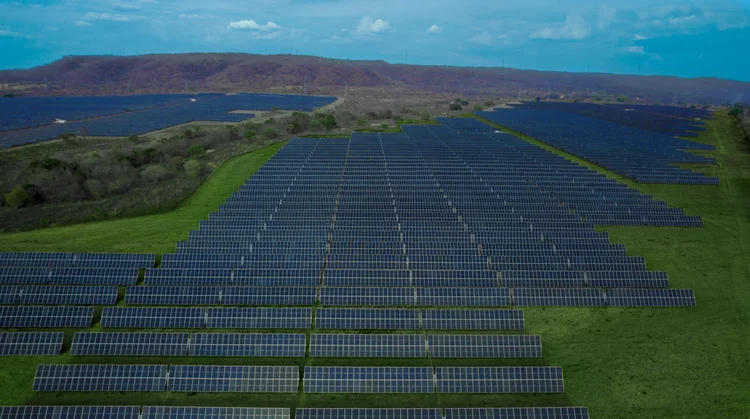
[1,53,748,105]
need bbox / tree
[189,145,205,157]
[81,126,88,138]
[128,135,139,144]
[141,165,168,182]
[5,186,30,209]
[263,128,278,140]
[244,130,256,140]
[535,97,542,102]
[616,96,630,103]
[184,160,201,178]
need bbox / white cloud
[180,14,210,20]
[470,31,493,45]
[627,45,645,54]
[669,15,698,25]
[355,16,391,34]
[75,20,92,27]
[426,24,442,34]
[113,4,141,12]
[530,13,590,40]
[228,19,280,31]
[84,12,131,22]
[597,6,617,30]
[0,29,31,38]
[633,34,648,41]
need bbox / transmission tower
[303,75,308,95]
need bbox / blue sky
[1,0,749,81]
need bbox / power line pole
[546,82,550,100]
[345,81,348,99]
[303,75,308,95]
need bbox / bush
[30,157,64,171]
[270,107,281,112]
[128,135,139,144]
[449,102,462,111]
[357,119,367,127]
[244,130,256,140]
[59,132,76,140]
[484,101,495,107]
[5,185,30,209]
[263,128,278,140]
[184,160,201,178]
[473,105,483,111]
[314,113,337,130]
[616,96,630,103]
[729,105,744,117]
[83,179,107,199]
[189,145,206,157]
[141,165,168,182]
[380,124,389,129]
[460,100,469,106]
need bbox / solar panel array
[0,93,336,148]
[303,367,434,393]
[0,332,64,356]
[2,115,702,414]
[0,407,591,419]
[507,102,708,137]
[476,109,718,184]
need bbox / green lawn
[0,114,749,417]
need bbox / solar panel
[0,306,93,328]
[190,333,306,357]
[0,332,63,356]
[124,286,221,305]
[70,332,189,356]
[444,407,590,419]
[100,307,205,328]
[297,409,442,419]
[512,288,606,307]
[310,334,426,357]
[606,288,696,307]
[422,309,525,330]
[428,334,542,358]
[206,308,312,329]
[167,365,298,392]
[303,366,434,393]
[319,287,415,306]
[0,406,140,419]
[435,367,564,393]
[0,285,20,304]
[141,407,291,419]
[19,285,118,305]
[315,309,420,330]
[33,364,168,392]
[222,286,317,305]
[416,287,510,306]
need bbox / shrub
[473,105,483,111]
[484,101,495,107]
[270,107,281,112]
[616,96,629,103]
[357,119,367,127]
[141,165,168,182]
[263,128,278,140]
[449,102,462,111]
[314,113,337,130]
[81,127,88,138]
[30,157,64,171]
[460,100,469,106]
[189,145,206,157]
[380,124,389,129]
[5,185,30,209]
[59,132,76,140]
[83,179,107,199]
[128,135,139,144]
[244,130,256,140]
[3,93,16,98]
[729,105,744,117]
[184,160,201,178]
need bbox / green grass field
[0,113,748,417]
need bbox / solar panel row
[32,365,563,393]
[0,407,590,419]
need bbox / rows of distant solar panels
[0,93,336,147]
[474,109,718,184]
[30,364,565,394]
[172,131,695,304]
[413,122,703,226]
[2,331,542,358]
[506,102,708,137]
[0,407,591,419]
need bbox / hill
[1,53,749,105]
